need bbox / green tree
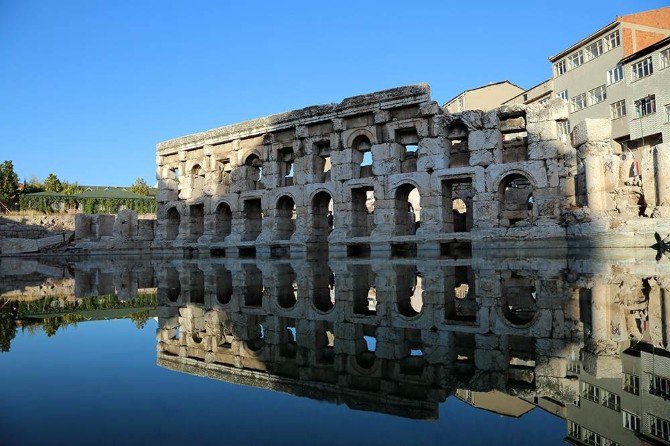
[0,303,18,352]
[0,160,19,200]
[23,175,44,194]
[60,181,82,195]
[43,173,63,193]
[130,178,150,196]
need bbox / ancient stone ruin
[73,83,670,256]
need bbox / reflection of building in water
[152,254,670,443]
[0,257,158,350]
[4,253,670,442]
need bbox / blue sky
[0,0,666,186]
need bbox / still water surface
[0,253,668,445]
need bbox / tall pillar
[573,119,612,213]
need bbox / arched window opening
[502,274,538,326]
[315,141,332,182]
[215,267,233,305]
[244,154,263,188]
[164,267,180,303]
[352,135,373,178]
[166,207,180,241]
[355,326,377,369]
[351,186,375,237]
[275,195,296,240]
[243,265,264,307]
[397,128,419,173]
[313,268,335,312]
[395,184,421,236]
[397,268,423,317]
[500,112,528,163]
[242,198,262,241]
[499,174,534,227]
[445,266,477,323]
[246,321,266,352]
[280,319,298,359]
[280,147,295,186]
[277,267,298,309]
[215,202,232,239]
[315,322,335,364]
[447,121,470,168]
[189,270,205,304]
[312,191,334,244]
[189,204,204,241]
[400,334,426,376]
[354,286,377,315]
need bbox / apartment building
[502,78,553,106]
[443,80,524,113]
[566,346,670,445]
[547,7,670,147]
[622,36,670,149]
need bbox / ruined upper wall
[157,84,431,155]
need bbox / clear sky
[1,0,666,187]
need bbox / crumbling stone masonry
[153,83,670,257]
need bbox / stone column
[573,119,612,212]
[654,143,670,216]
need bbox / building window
[557,120,570,141]
[661,48,670,69]
[589,85,606,105]
[610,100,626,119]
[539,97,549,106]
[571,93,587,112]
[457,96,464,112]
[605,30,620,51]
[650,414,670,442]
[557,90,569,100]
[582,428,601,446]
[623,373,639,395]
[635,95,656,117]
[568,51,584,70]
[581,382,600,402]
[650,374,670,398]
[586,40,603,60]
[555,60,567,76]
[666,104,670,123]
[568,421,581,439]
[607,65,623,85]
[632,56,653,80]
[600,389,620,411]
[623,411,640,432]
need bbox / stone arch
[349,131,374,179]
[275,195,297,240]
[214,200,232,238]
[345,128,376,149]
[313,268,335,313]
[243,152,263,185]
[394,182,421,235]
[397,268,423,318]
[446,120,470,168]
[497,172,536,228]
[165,206,180,241]
[311,189,334,243]
[499,274,539,328]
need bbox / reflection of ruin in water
[2,252,670,445]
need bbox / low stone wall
[0,213,75,239]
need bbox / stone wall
[0,213,75,239]
[154,84,579,257]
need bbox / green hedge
[19,195,156,214]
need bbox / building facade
[443,81,524,113]
[547,7,670,146]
